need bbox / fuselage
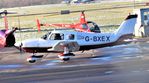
[15,30,132,53]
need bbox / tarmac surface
[1,39,149,83]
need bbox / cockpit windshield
[41,32,51,40]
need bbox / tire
[62,58,70,61]
[28,60,36,63]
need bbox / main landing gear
[58,53,75,61]
[27,53,75,63]
[27,44,75,63]
[58,43,76,61]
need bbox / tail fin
[115,14,137,37]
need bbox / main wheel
[27,56,37,63]
[58,53,72,61]
[62,58,70,61]
[28,60,36,63]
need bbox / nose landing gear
[27,55,44,63]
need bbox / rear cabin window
[68,34,75,40]
[50,33,64,40]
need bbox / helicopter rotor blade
[1,3,145,18]
[0,7,120,18]
[0,10,17,15]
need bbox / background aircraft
[37,11,101,33]
[0,28,17,48]
[0,10,17,48]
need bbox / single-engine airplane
[15,13,137,63]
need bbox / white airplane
[15,14,137,63]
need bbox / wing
[48,41,80,52]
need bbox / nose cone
[15,39,38,48]
[15,39,50,48]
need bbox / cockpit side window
[50,33,64,40]
[41,32,51,40]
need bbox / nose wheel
[27,55,44,63]
[62,57,70,61]
[27,58,36,63]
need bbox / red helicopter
[36,10,101,33]
[0,10,17,48]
